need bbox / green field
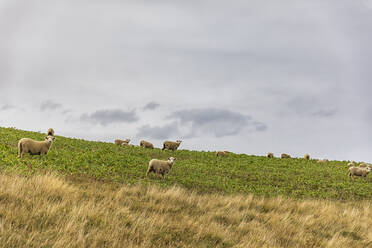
[0,127,371,200]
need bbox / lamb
[162,140,182,151]
[267,152,274,158]
[281,153,291,159]
[304,154,310,160]
[18,135,55,158]
[140,140,154,149]
[115,139,130,146]
[348,166,371,179]
[47,128,55,136]
[146,157,176,178]
[216,151,227,157]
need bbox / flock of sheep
[266,152,371,179]
[15,128,371,180]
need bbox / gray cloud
[169,108,267,138]
[136,122,179,140]
[1,104,15,111]
[80,109,138,126]
[312,109,337,118]
[143,102,160,111]
[40,100,62,111]
[286,97,338,118]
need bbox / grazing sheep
[216,151,227,157]
[140,140,154,149]
[348,166,371,179]
[162,140,182,151]
[304,154,310,160]
[317,159,329,163]
[146,157,176,178]
[18,135,55,158]
[267,152,274,158]
[115,139,130,145]
[47,128,54,136]
[359,163,370,168]
[281,153,291,159]
[347,162,356,167]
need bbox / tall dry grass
[0,173,370,248]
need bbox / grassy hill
[0,127,371,200]
[0,173,371,248]
[0,127,371,247]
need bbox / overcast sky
[1,0,372,161]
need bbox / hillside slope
[0,173,371,248]
[0,127,371,199]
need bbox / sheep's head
[168,157,176,163]
[125,139,131,143]
[366,167,371,173]
[176,140,182,144]
[45,135,55,143]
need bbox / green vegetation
[0,127,371,200]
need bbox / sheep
[162,140,182,151]
[115,139,130,146]
[304,154,310,160]
[146,157,176,178]
[348,166,371,179]
[267,152,274,158]
[47,128,55,136]
[347,161,356,167]
[281,153,291,159]
[18,135,55,158]
[358,163,370,168]
[140,140,154,149]
[317,159,329,163]
[216,151,227,157]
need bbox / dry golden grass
[0,173,371,248]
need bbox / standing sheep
[115,139,130,145]
[140,140,154,149]
[146,157,176,178]
[267,152,274,158]
[216,151,227,157]
[47,128,55,136]
[281,153,291,159]
[18,135,56,158]
[304,154,310,160]
[162,140,182,151]
[348,166,371,179]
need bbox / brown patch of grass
[0,173,371,248]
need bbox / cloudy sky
[1,0,372,161]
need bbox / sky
[1,0,372,161]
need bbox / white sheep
[115,139,130,146]
[18,135,56,158]
[47,128,55,136]
[267,152,274,158]
[281,153,291,159]
[358,163,371,168]
[304,154,310,160]
[146,157,176,178]
[347,162,356,167]
[348,166,371,179]
[162,140,182,151]
[216,151,227,157]
[140,140,154,149]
